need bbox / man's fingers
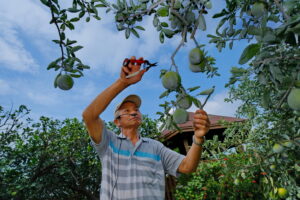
[122,66,130,74]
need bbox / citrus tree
[0,105,162,199]
[40,0,300,199]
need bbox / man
[82,56,210,200]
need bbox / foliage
[37,0,300,199]
[0,105,100,200]
[175,153,265,200]
[0,106,162,199]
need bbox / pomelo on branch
[161,71,181,90]
[251,2,266,18]
[273,143,284,153]
[294,80,300,88]
[189,62,206,73]
[283,141,293,148]
[270,164,276,171]
[176,95,192,109]
[278,187,288,199]
[173,108,188,124]
[189,47,204,65]
[56,74,74,90]
[287,88,300,111]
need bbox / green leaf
[161,22,168,27]
[157,7,169,17]
[47,61,57,70]
[187,86,200,92]
[40,0,50,7]
[93,15,101,20]
[216,18,226,35]
[238,43,261,65]
[86,16,90,22]
[70,17,80,22]
[135,26,145,31]
[71,45,83,52]
[66,39,77,46]
[162,29,174,37]
[159,31,164,43]
[212,9,228,18]
[79,11,85,18]
[70,74,82,78]
[68,8,80,13]
[52,40,61,44]
[198,88,214,95]
[153,16,159,27]
[159,91,169,99]
[130,28,140,38]
[191,97,202,108]
[198,13,206,31]
[125,28,130,39]
[95,4,107,7]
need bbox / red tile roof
[162,112,246,140]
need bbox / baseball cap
[114,94,141,119]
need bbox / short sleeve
[159,144,185,177]
[90,121,114,158]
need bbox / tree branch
[49,0,65,68]
[274,0,290,21]
[170,26,187,73]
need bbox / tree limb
[274,0,290,21]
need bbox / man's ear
[114,119,121,128]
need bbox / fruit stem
[201,86,215,109]
[192,37,200,48]
[49,0,65,69]
[170,26,187,73]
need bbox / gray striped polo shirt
[91,123,185,200]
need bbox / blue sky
[0,0,248,123]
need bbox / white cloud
[69,13,166,75]
[189,90,242,117]
[0,0,54,38]
[27,91,60,106]
[0,79,14,95]
[0,0,57,73]
[0,22,39,72]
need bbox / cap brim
[114,94,141,118]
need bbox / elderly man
[82,56,210,200]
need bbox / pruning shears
[123,58,158,78]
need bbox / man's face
[114,101,142,129]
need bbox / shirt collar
[117,133,148,142]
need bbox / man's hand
[120,56,146,86]
[193,110,210,141]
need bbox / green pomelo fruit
[189,62,206,73]
[273,143,284,153]
[234,179,240,185]
[57,74,74,90]
[287,88,300,111]
[283,141,292,148]
[295,80,300,88]
[189,47,204,65]
[161,71,181,90]
[173,108,188,124]
[270,165,276,170]
[251,2,265,18]
[205,1,212,9]
[278,188,288,198]
[176,95,192,109]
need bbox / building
[161,112,246,200]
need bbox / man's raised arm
[82,56,146,144]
